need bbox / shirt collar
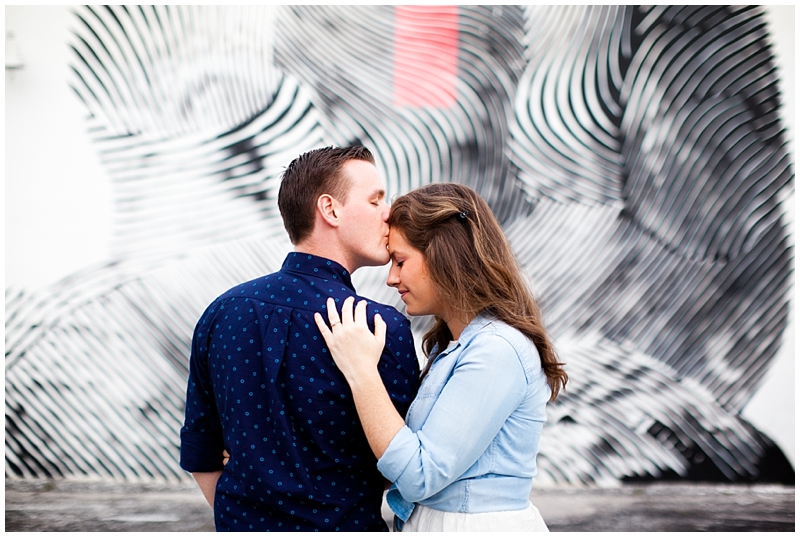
[456,311,494,343]
[281,252,356,292]
[432,312,494,358]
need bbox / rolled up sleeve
[179,309,224,473]
[377,425,419,482]
[180,428,224,472]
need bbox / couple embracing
[180,146,567,532]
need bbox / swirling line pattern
[510,5,793,409]
[5,5,794,485]
[7,5,316,480]
[273,5,532,223]
[504,200,779,483]
[511,5,628,205]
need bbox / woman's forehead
[387,228,411,251]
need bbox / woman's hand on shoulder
[314,296,386,384]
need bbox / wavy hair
[387,183,567,400]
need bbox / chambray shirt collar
[281,252,356,292]
[456,312,493,344]
[430,312,493,362]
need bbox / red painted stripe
[392,6,459,108]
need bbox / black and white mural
[6,5,794,485]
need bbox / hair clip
[459,210,469,220]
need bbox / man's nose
[381,201,390,221]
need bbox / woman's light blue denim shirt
[377,313,551,523]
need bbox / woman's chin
[403,305,425,318]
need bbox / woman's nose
[386,266,399,287]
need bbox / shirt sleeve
[377,334,527,503]
[179,305,225,472]
[376,310,420,418]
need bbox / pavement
[5,479,795,532]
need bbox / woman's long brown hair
[387,183,568,401]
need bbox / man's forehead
[343,161,385,193]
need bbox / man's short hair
[278,146,376,244]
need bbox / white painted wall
[4,5,795,466]
[5,6,113,289]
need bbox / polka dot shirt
[180,253,420,531]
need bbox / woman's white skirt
[400,502,549,532]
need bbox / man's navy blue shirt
[180,253,420,531]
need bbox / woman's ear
[317,194,340,227]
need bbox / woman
[314,183,568,531]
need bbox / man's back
[181,253,420,531]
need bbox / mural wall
[5,5,794,485]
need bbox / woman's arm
[314,296,405,459]
[341,363,406,459]
[318,298,530,503]
[378,334,528,503]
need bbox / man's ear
[317,194,340,228]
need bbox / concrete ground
[5,479,795,532]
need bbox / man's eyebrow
[373,189,386,199]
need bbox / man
[180,146,420,531]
